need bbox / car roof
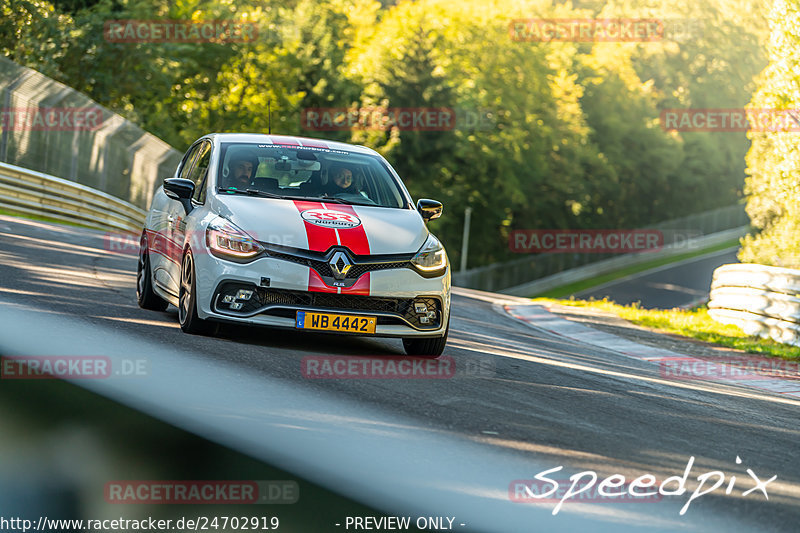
[204,133,379,156]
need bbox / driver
[224,152,258,190]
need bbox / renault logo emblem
[329,251,352,280]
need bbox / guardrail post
[460,207,472,273]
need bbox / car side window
[178,143,203,181]
[189,141,213,203]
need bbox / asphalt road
[0,215,798,532]
[574,248,740,308]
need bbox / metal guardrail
[0,161,146,232]
[0,55,182,211]
[503,225,747,297]
[708,263,800,347]
[454,203,749,292]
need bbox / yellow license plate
[296,311,376,334]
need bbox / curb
[503,301,800,399]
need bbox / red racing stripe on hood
[293,200,371,296]
[330,204,370,256]
[293,200,337,253]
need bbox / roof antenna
[268,99,272,134]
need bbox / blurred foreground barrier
[708,263,800,347]
[0,161,145,232]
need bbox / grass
[534,297,800,360]
[535,239,741,299]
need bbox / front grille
[265,247,412,279]
[213,282,441,329]
[259,288,402,314]
[346,262,409,278]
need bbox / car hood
[210,195,429,256]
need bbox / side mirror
[417,199,443,222]
[164,178,195,214]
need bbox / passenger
[327,165,366,197]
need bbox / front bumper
[192,252,450,338]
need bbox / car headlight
[206,218,264,261]
[411,234,447,276]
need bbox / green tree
[739,0,800,267]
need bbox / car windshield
[216,142,408,209]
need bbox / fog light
[420,316,430,324]
[222,295,235,303]
[236,289,254,300]
[414,303,427,314]
[230,302,244,310]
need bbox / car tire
[137,233,169,311]
[402,315,449,357]
[178,250,218,335]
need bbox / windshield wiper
[288,195,347,204]
[218,189,378,206]
[218,187,281,198]
[218,188,338,202]
[294,195,378,206]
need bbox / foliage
[0,0,769,268]
[739,0,800,267]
